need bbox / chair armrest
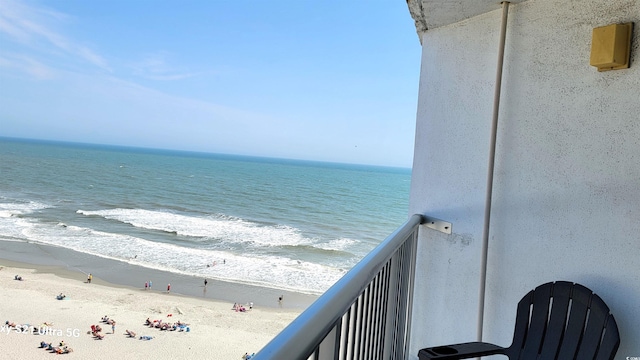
[418,342,506,360]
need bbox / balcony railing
[255,214,424,360]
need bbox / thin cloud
[130,52,200,81]
[0,0,111,72]
[0,11,29,42]
[77,46,110,71]
[0,53,55,79]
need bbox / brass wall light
[590,23,633,71]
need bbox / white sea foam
[77,208,314,247]
[0,237,23,242]
[314,237,358,252]
[0,201,49,217]
[0,201,50,239]
[12,215,341,294]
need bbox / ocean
[0,138,411,295]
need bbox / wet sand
[0,240,318,309]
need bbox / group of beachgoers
[90,315,161,340]
[38,340,73,355]
[91,315,156,341]
[143,280,174,293]
[4,320,27,332]
[232,302,253,312]
[5,320,73,354]
[144,317,190,332]
[5,320,55,335]
[90,315,117,340]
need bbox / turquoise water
[0,138,411,294]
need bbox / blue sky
[0,0,421,168]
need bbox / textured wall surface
[408,0,639,358]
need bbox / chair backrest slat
[555,283,591,358]
[506,291,534,359]
[520,283,553,359]
[576,295,608,359]
[595,315,620,360]
[538,281,572,359]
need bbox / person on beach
[167,284,171,293]
[278,295,283,304]
[145,281,148,290]
[149,280,152,289]
[112,321,116,334]
[87,273,92,283]
[204,279,208,287]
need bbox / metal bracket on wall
[422,215,452,234]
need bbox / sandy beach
[0,263,303,359]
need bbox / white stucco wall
[408,0,639,358]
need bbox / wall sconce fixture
[590,23,633,71]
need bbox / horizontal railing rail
[254,214,424,360]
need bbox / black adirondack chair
[418,281,620,360]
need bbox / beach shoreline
[0,240,316,359]
[0,239,319,309]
